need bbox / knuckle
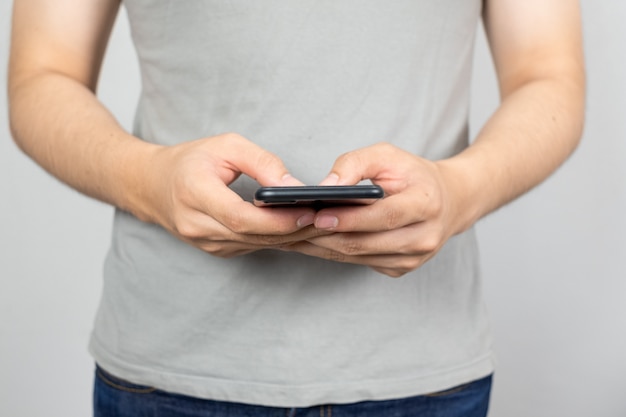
[200,241,223,255]
[375,267,407,279]
[334,237,362,256]
[326,249,347,263]
[200,244,241,259]
[403,257,423,271]
[252,233,285,247]
[334,150,352,164]
[418,235,440,254]
[173,217,202,240]
[222,132,245,143]
[393,258,422,275]
[254,149,281,172]
[375,141,395,153]
[335,149,363,170]
[326,235,364,257]
[383,206,403,230]
[221,211,251,234]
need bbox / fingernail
[281,173,303,186]
[319,173,339,186]
[315,215,339,230]
[297,213,315,228]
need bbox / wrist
[435,155,486,236]
[111,136,164,223]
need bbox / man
[8,0,585,416]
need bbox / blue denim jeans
[94,365,492,417]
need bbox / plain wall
[1,2,624,416]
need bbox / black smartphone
[254,185,384,208]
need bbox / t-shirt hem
[89,338,496,408]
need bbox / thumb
[318,143,392,186]
[218,134,305,186]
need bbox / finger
[313,192,429,233]
[214,201,317,236]
[305,232,399,256]
[217,134,305,186]
[305,224,438,257]
[370,267,411,279]
[286,241,424,275]
[318,143,407,186]
[231,223,332,247]
[179,213,327,254]
[187,174,316,234]
[201,136,317,234]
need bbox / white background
[1,2,624,416]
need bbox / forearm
[8,71,159,220]
[439,75,585,234]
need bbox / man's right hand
[137,133,320,258]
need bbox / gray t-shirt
[90,0,495,407]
